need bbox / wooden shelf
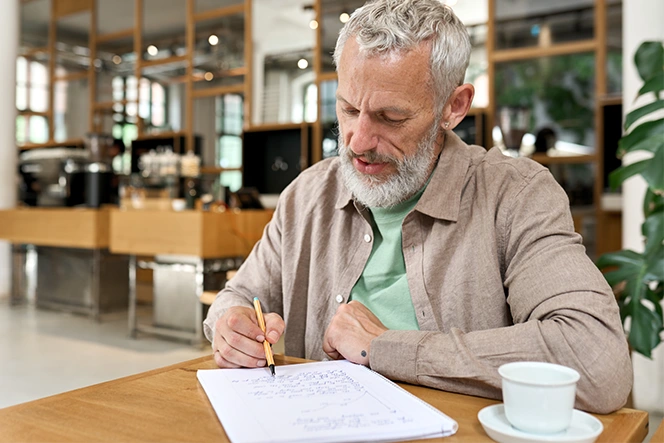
[530,153,596,165]
[19,138,85,150]
[491,40,598,63]
[54,71,89,82]
[94,99,128,110]
[199,166,242,174]
[134,131,187,141]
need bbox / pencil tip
[270,365,276,376]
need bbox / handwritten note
[197,360,457,443]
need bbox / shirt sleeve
[203,204,284,348]
[369,170,633,414]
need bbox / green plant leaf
[634,41,664,83]
[645,286,664,320]
[644,188,664,217]
[625,100,664,130]
[644,244,664,282]
[638,72,664,96]
[628,299,663,358]
[609,160,649,190]
[597,249,644,269]
[641,145,664,194]
[604,267,640,287]
[617,118,664,157]
[642,210,664,255]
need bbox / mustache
[342,146,398,166]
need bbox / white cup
[498,361,580,434]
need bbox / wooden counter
[109,208,274,258]
[0,208,110,249]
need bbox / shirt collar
[334,130,471,221]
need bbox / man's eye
[342,108,359,116]
[382,115,406,124]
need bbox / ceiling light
[297,59,309,70]
[339,13,350,23]
[208,34,219,46]
[147,45,158,56]
[204,72,214,81]
[112,55,122,65]
[309,19,318,30]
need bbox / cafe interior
[0,0,662,441]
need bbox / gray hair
[333,0,471,114]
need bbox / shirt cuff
[369,330,429,384]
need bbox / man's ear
[440,84,475,131]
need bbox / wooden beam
[141,54,188,69]
[96,28,134,44]
[191,83,245,99]
[192,4,244,23]
[21,47,48,58]
[312,0,323,164]
[48,0,56,141]
[491,40,597,63]
[89,0,96,133]
[244,0,252,129]
[54,71,89,82]
[486,0,496,144]
[18,110,49,117]
[317,71,338,82]
[594,0,609,250]
[135,0,143,135]
[186,0,194,153]
[53,0,93,19]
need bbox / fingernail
[256,334,265,342]
[257,360,266,367]
[268,331,279,342]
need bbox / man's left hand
[322,300,388,366]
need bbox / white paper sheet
[197,360,458,443]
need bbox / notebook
[197,359,458,443]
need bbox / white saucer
[478,404,603,443]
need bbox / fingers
[264,313,285,344]
[322,322,342,360]
[213,307,269,369]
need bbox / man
[204,0,632,414]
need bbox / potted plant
[596,40,664,358]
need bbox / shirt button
[335,294,344,303]
[364,234,372,243]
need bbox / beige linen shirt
[204,131,632,414]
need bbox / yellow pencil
[253,297,276,376]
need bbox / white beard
[338,120,441,208]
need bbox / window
[216,94,243,191]
[16,56,49,144]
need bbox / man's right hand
[212,306,285,369]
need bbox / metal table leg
[128,254,137,338]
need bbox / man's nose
[348,114,378,155]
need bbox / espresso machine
[18,148,88,207]
[18,134,117,208]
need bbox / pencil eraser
[253,297,259,301]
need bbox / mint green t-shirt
[349,188,427,330]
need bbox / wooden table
[0,355,649,443]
